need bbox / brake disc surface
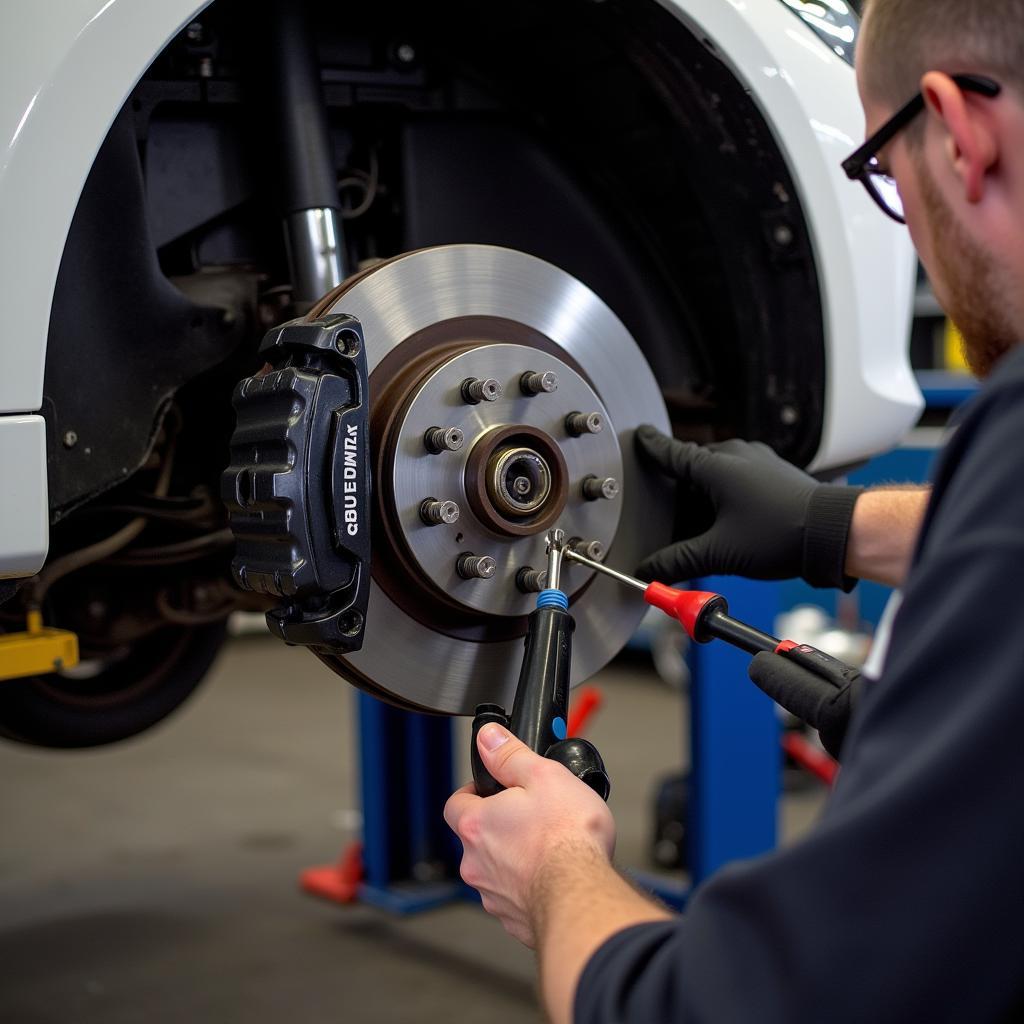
[312,245,671,715]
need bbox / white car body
[0,0,921,580]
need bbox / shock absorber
[262,0,348,305]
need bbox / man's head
[857,0,1024,376]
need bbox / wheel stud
[420,499,460,526]
[581,475,620,501]
[461,377,503,404]
[565,411,603,436]
[516,567,548,593]
[424,426,465,454]
[457,553,497,580]
[568,538,605,561]
[520,370,559,396]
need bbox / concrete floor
[0,635,825,1023]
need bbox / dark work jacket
[575,346,1024,1022]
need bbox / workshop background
[0,0,967,1020]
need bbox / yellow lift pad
[0,610,79,682]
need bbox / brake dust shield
[310,244,671,715]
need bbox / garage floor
[0,634,825,1023]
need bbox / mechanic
[444,0,1024,1020]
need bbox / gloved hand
[636,425,863,589]
[748,649,862,760]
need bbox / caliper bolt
[457,553,497,580]
[420,499,460,526]
[581,475,620,501]
[520,370,559,396]
[568,538,605,561]
[565,411,604,436]
[461,377,503,404]
[424,426,465,454]
[516,567,549,593]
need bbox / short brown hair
[861,0,1024,107]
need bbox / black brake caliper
[222,313,371,653]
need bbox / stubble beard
[917,158,1016,378]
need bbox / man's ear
[921,71,998,204]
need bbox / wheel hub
[308,245,672,715]
[382,344,622,620]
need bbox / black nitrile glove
[636,425,862,589]
[748,649,862,760]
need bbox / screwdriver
[563,546,861,759]
[563,546,780,653]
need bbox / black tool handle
[470,606,610,801]
[471,704,510,798]
[545,738,611,800]
[509,606,575,756]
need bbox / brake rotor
[310,244,671,715]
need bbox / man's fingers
[637,535,714,584]
[443,786,480,833]
[635,426,711,486]
[476,724,545,789]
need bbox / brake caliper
[222,313,371,652]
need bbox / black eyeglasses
[842,73,1002,224]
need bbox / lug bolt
[581,475,620,501]
[424,426,465,454]
[457,553,497,580]
[566,411,603,436]
[520,370,559,396]
[420,499,460,526]
[461,377,503,404]
[516,567,548,593]
[568,538,605,561]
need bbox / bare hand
[444,723,616,947]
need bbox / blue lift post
[631,576,781,909]
[356,691,465,914]
[687,577,780,885]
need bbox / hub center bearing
[491,447,549,515]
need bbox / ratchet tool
[564,547,861,761]
[471,530,611,799]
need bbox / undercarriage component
[223,313,371,652]
[0,621,226,749]
[279,244,672,715]
[0,611,79,682]
[42,109,247,521]
[261,0,347,302]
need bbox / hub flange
[385,344,622,619]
